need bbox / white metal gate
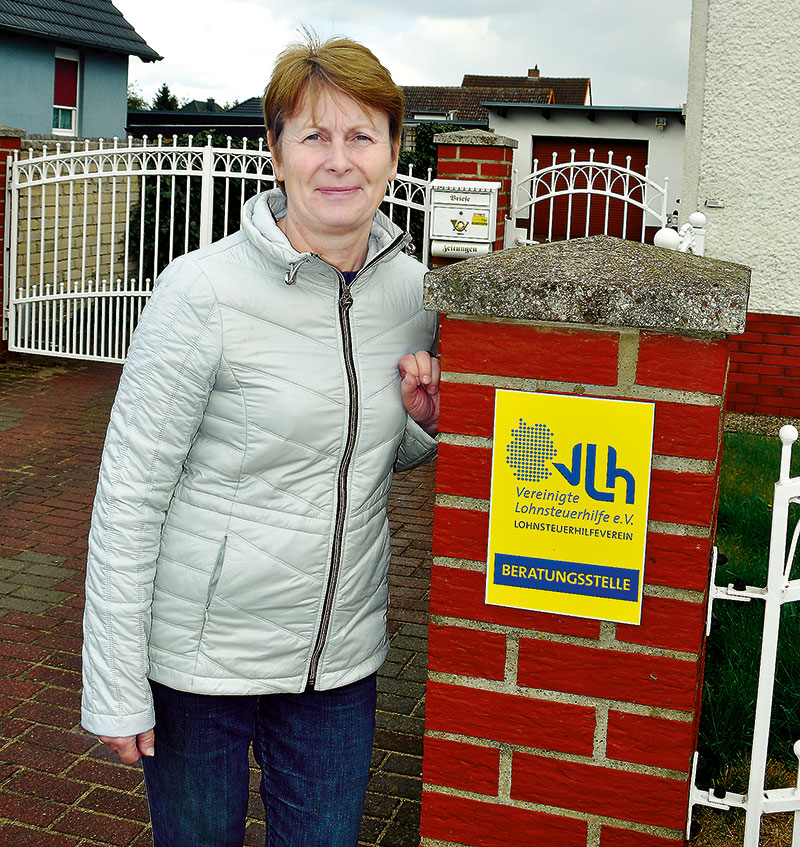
[2,136,433,363]
[689,425,800,843]
[505,147,672,248]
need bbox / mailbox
[430,179,500,259]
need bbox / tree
[127,82,148,111]
[152,83,180,111]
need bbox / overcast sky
[113,0,692,110]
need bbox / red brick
[0,790,66,826]
[78,786,150,822]
[606,711,695,771]
[423,736,500,794]
[436,442,491,499]
[440,316,619,385]
[517,639,697,711]
[615,595,705,654]
[420,790,587,847]
[53,807,144,845]
[436,144,458,158]
[652,401,721,461]
[430,565,601,638]
[728,371,760,385]
[511,753,688,829]
[767,333,800,347]
[428,623,506,680]
[761,312,800,324]
[436,160,479,176]
[728,351,762,364]
[0,824,79,847]
[454,145,508,161]
[478,161,512,178]
[439,381,496,437]
[0,739,75,773]
[432,505,488,562]
[636,333,729,394]
[649,469,717,527]
[66,758,143,791]
[600,826,682,847]
[426,680,595,754]
[4,768,88,803]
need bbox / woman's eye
[353,134,373,143]
[304,133,321,141]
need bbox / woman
[81,35,439,847]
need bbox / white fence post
[198,139,215,248]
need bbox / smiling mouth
[317,187,361,194]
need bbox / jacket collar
[241,189,409,287]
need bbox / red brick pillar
[0,128,25,359]
[420,237,750,846]
[432,130,517,267]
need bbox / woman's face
[270,86,398,246]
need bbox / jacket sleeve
[394,416,438,472]
[81,256,222,737]
[395,309,439,472]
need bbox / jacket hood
[241,188,409,284]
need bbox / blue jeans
[141,674,377,847]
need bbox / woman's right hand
[98,729,155,764]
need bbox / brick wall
[420,240,749,847]
[727,312,800,417]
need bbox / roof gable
[403,85,552,123]
[0,0,162,61]
[462,73,591,106]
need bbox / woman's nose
[326,138,352,172]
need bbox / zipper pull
[339,288,353,309]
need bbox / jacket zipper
[307,272,359,689]
[306,233,405,689]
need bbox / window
[53,48,79,135]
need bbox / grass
[692,431,800,842]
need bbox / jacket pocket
[205,535,228,610]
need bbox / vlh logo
[554,443,635,504]
[505,419,635,504]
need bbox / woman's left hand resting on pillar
[399,350,440,436]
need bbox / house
[682,0,800,418]
[402,67,591,149]
[0,0,161,139]
[487,102,685,242]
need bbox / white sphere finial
[779,424,798,447]
[654,227,681,250]
[689,211,707,228]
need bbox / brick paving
[0,356,433,847]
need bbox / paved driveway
[0,356,433,846]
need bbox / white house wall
[682,0,800,315]
[489,108,685,221]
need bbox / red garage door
[529,137,650,242]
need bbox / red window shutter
[54,58,78,107]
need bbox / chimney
[528,65,540,79]
[207,98,215,111]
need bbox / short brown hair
[262,34,404,154]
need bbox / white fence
[505,147,674,248]
[689,425,800,843]
[2,135,433,363]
